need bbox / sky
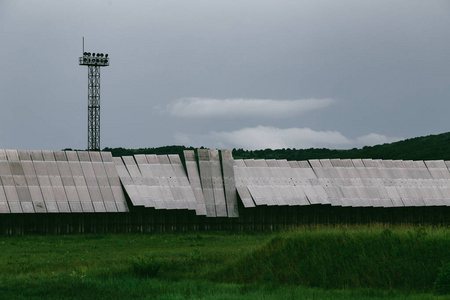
[1,0,450,151]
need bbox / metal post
[88,66,101,150]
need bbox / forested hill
[233,132,450,161]
[101,132,450,161]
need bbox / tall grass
[0,226,448,299]
[216,225,450,292]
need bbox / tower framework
[79,52,109,150]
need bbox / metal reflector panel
[0,184,10,213]
[157,154,182,209]
[5,149,19,161]
[10,158,34,212]
[90,151,117,212]
[168,154,197,211]
[221,149,239,217]
[9,201,23,213]
[113,157,143,207]
[197,149,216,216]
[261,160,279,205]
[23,194,36,211]
[43,151,68,211]
[183,150,207,215]
[233,159,256,207]
[55,151,81,212]
[78,151,104,212]
[32,151,56,212]
[209,149,227,216]
[158,155,186,209]
[92,201,106,212]
[0,150,22,213]
[151,155,176,209]
[146,154,175,209]
[236,186,256,207]
[21,152,46,213]
[275,160,298,206]
[81,201,95,212]
[68,201,83,212]
[101,152,129,212]
[135,155,165,209]
[46,201,59,213]
[67,151,93,212]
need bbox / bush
[131,255,162,278]
[434,263,450,295]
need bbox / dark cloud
[1,0,449,150]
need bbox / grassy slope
[218,226,450,291]
[0,226,448,299]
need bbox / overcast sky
[1,1,450,151]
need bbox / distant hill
[100,132,450,161]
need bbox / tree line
[64,132,450,161]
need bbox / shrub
[131,255,162,278]
[434,263,450,295]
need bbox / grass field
[0,225,448,299]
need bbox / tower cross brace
[88,65,101,151]
[79,52,109,151]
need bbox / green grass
[0,226,448,299]
[217,226,450,291]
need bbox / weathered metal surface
[46,201,59,213]
[168,154,197,211]
[147,154,175,209]
[43,151,70,211]
[33,158,57,211]
[0,184,10,213]
[78,151,104,211]
[101,152,128,212]
[67,153,93,212]
[78,153,101,194]
[113,157,143,206]
[0,150,21,213]
[90,152,116,212]
[158,155,186,210]
[21,156,46,213]
[2,148,450,222]
[197,149,216,216]
[209,150,228,216]
[183,150,207,215]
[55,152,81,212]
[135,155,164,210]
[221,149,239,217]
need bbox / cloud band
[165,98,335,118]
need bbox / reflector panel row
[114,154,197,212]
[233,158,450,208]
[0,150,128,213]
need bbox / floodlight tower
[79,48,110,151]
